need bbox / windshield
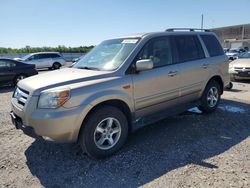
[21,54,33,60]
[238,52,250,58]
[73,38,140,71]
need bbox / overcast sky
[1,0,250,48]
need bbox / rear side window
[173,35,205,63]
[49,54,61,58]
[201,35,224,57]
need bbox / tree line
[0,45,94,54]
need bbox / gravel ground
[0,77,249,188]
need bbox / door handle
[168,71,178,77]
[202,63,209,69]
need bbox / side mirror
[136,59,153,72]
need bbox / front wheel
[198,80,221,113]
[79,106,128,159]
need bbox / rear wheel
[198,80,221,113]
[14,74,26,85]
[79,106,128,159]
[52,62,61,70]
[226,82,233,90]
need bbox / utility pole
[242,25,245,40]
[201,14,204,30]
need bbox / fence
[0,53,86,61]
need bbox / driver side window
[137,37,173,68]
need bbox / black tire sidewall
[199,80,221,113]
[79,106,128,159]
[53,63,61,69]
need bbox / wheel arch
[206,75,224,94]
[77,99,133,142]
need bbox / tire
[198,80,221,113]
[14,74,26,85]
[52,62,61,70]
[226,82,233,90]
[79,105,128,159]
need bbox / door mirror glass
[136,59,153,72]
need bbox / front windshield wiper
[77,66,100,71]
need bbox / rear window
[173,35,205,63]
[201,35,224,57]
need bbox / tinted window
[31,54,40,60]
[137,37,172,68]
[50,53,61,58]
[239,52,250,58]
[173,35,205,63]
[38,54,51,59]
[201,35,224,57]
[0,60,16,68]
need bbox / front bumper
[229,69,250,79]
[10,111,40,139]
[11,98,93,143]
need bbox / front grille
[234,67,250,72]
[13,87,30,107]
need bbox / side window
[0,60,8,68]
[137,37,172,68]
[27,55,35,61]
[50,54,60,58]
[38,54,49,59]
[32,54,40,60]
[0,60,15,68]
[201,35,224,57]
[173,35,205,63]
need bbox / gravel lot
[0,74,249,188]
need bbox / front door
[132,37,181,118]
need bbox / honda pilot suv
[10,29,230,159]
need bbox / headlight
[38,88,70,109]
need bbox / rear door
[132,36,181,117]
[172,35,208,101]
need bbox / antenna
[201,14,204,30]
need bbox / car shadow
[0,85,14,94]
[25,99,250,188]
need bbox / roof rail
[166,28,210,32]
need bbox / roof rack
[166,28,210,32]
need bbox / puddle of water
[218,105,246,113]
[188,107,202,114]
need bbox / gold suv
[10,29,230,159]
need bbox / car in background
[238,51,250,59]
[229,52,250,80]
[223,48,229,53]
[0,58,38,86]
[226,48,247,61]
[72,54,85,63]
[14,52,66,70]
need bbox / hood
[18,68,111,95]
[230,59,250,67]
